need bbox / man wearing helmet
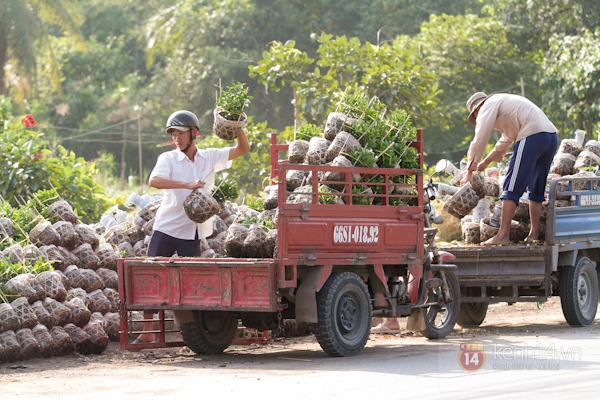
[134,109,249,343]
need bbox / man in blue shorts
[135,109,249,343]
[460,92,558,245]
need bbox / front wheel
[313,272,372,357]
[179,310,238,354]
[560,257,599,327]
[420,270,461,339]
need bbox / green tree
[249,33,442,129]
[540,29,600,137]
[414,13,530,164]
[0,0,84,97]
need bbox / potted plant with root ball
[213,82,252,140]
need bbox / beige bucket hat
[466,92,490,125]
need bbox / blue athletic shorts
[500,132,558,204]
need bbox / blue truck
[441,175,600,327]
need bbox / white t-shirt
[150,147,232,240]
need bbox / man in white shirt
[135,110,249,343]
[461,92,558,245]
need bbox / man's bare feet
[524,235,541,244]
[482,235,510,246]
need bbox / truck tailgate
[119,257,278,312]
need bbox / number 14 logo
[458,343,486,372]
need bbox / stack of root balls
[443,133,600,245]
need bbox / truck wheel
[313,272,372,357]
[179,311,238,354]
[420,270,461,339]
[560,257,599,327]
[457,288,488,328]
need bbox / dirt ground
[2,297,599,398]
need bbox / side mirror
[435,159,449,174]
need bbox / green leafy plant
[215,82,253,120]
[295,123,321,141]
[211,178,240,205]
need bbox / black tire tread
[179,311,238,354]
[559,257,599,327]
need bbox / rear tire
[457,287,488,328]
[560,257,599,327]
[420,270,461,339]
[313,272,371,357]
[179,311,238,354]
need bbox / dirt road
[2,298,600,399]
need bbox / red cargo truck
[118,130,460,356]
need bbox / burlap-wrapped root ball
[58,246,80,270]
[39,244,67,271]
[29,221,61,247]
[306,137,331,165]
[64,297,91,328]
[52,221,79,250]
[513,198,530,222]
[96,243,118,271]
[4,274,45,303]
[63,323,92,355]
[209,215,229,240]
[0,330,21,363]
[0,217,15,239]
[96,268,119,290]
[64,265,105,293]
[86,289,112,315]
[325,131,363,163]
[558,139,583,157]
[213,106,247,140]
[116,241,135,257]
[510,220,529,243]
[104,225,129,248]
[288,139,309,164]
[450,171,485,199]
[125,226,145,244]
[286,169,309,192]
[462,222,481,244]
[243,224,270,258]
[50,325,75,356]
[42,298,72,326]
[263,184,279,211]
[1,243,24,265]
[0,302,21,333]
[479,217,500,242]
[550,153,576,176]
[35,271,67,302]
[30,300,54,328]
[224,223,248,258]
[322,155,361,192]
[72,243,101,270]
[74,224,100,249]
[584,140,600,157]
[442,182,479,220]
[47,200,78,224]
[32,324,56,358]
[82,321,109,355]
[16,328,40,360]
[22,244,42,266]
[323,112,357,140]
[183,188,221,223]
[10,297,38,329]
[573,150,600,173]
[265,229,278,258]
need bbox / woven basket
[509,220,529,243]
[0,302,21,333]
[513,198,530,222]
[213,106,247,140]
[442,182,479,219]
[52,221,79,250]
[31,301,54,328]
[72,243,101,270]
[42,297,72,326]
[74,224,100,249]
[450,170,485,199]
[224,223,248,258]
[482,177,500,197]
[96,243,118,271]
[50,325,75,356]
[96,268,119,290]
[0,217,15,239]
[103,312,120,341]
[286,169,309,192]
[183,188,221,223]
[16,328,40,360]
[64,323,92,355]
